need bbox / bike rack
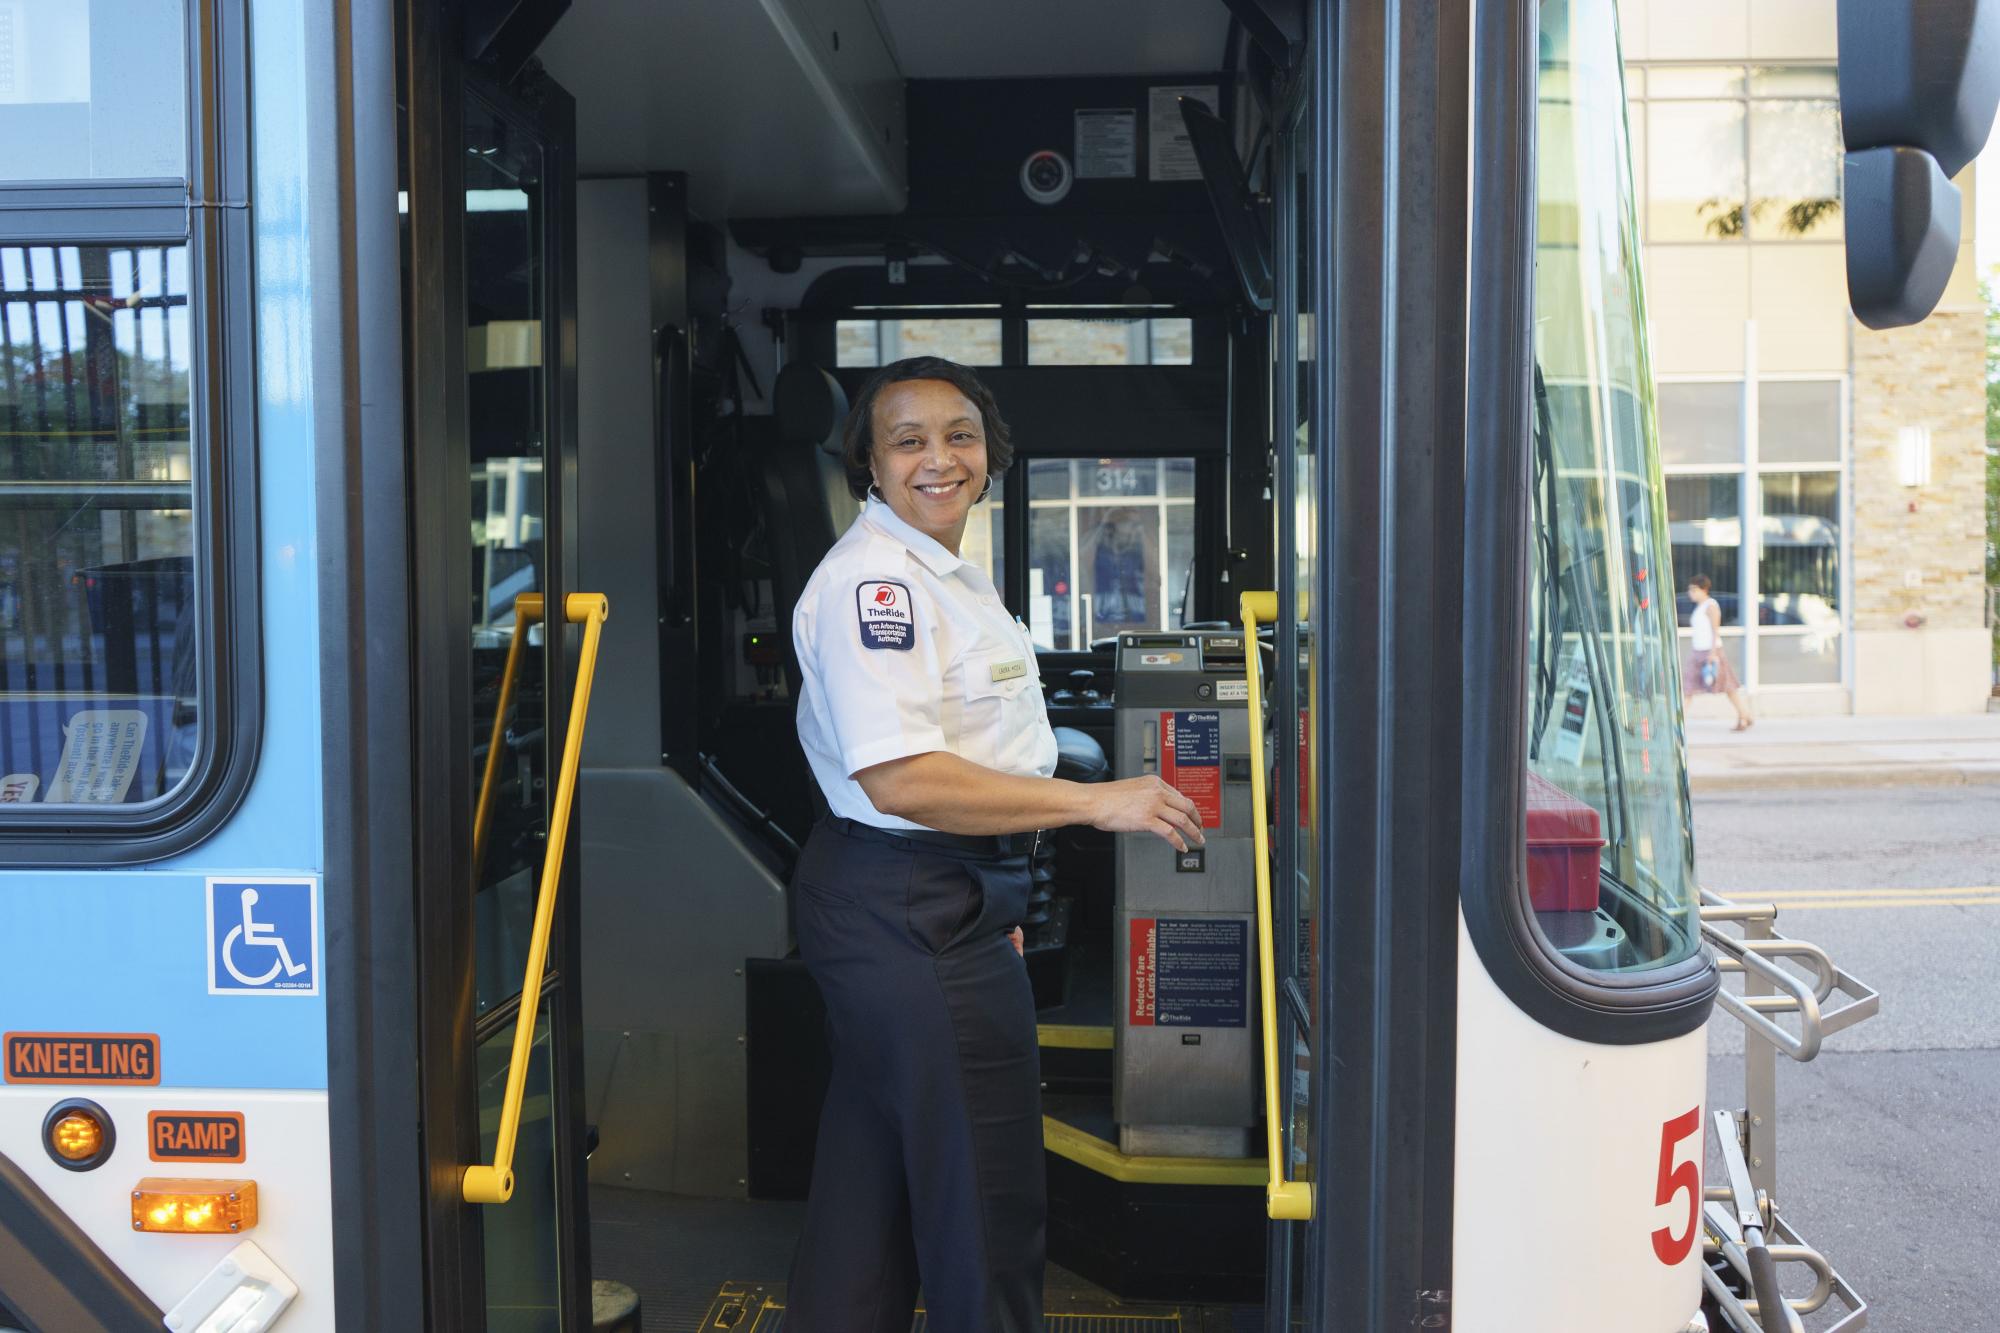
[1697,890,1877,1332]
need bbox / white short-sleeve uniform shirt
[794,496,1059,831]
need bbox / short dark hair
[840,356,1013,502]
[1688,573,1712,592]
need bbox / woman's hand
[1009,927,1025,956]
[1086,775,1207,852]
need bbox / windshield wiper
[1529,364,1561,759]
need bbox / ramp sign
[207,878,319,996]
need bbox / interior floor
[588,1188,1261,1332]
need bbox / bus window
[0,1,187,181]
[0,243,196,806]
[0,0,254,850]
[1025,316,1193,365]
[834,315,1003,367]
[1027,457,1194,649]
[1525,0,1700,974]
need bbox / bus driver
[786,356,1204,1331]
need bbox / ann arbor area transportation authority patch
[856,580,915,650]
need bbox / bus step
[592,1278,640,1333]
[698,1282,1244,1332]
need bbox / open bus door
[399,4,591,1328]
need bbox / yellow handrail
[1239,590,1313,1222]
[471,592,544,886]
[464,592,610,1205]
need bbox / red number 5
[1651,1107,1702,1264]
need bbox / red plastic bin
[1525,770,1604,912]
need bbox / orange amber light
[129,1178,258,1234]
[50,1112,105,1162]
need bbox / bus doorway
[399,0,1306,1327]
[399,14,591,1330]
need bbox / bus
[0,0,1979,1330]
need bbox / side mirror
[1844,147,1962,329]
[1837,0,2000,328]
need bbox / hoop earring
[976,476,993,502]
[867,483,885,502]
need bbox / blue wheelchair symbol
[208,879,318,996]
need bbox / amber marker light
[42,1098,115,1172]
[129,1178,258,1234]
[53,1113,102,1158]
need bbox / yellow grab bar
[464,592,610,1205]
[472,592,544,885]
[1239,590,1313,1222]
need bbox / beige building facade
[1620,0,1991,714]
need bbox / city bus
[0,0,1977,1330]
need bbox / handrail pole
[464,592,609,1205]
[1241,590,1312,1222]
[472,592,544,884]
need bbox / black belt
[827,816,1041,858]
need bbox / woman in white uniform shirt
[786,357,1203,1333]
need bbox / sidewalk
[1683,713,2000,790]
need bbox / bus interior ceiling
[525,0,1274,1316]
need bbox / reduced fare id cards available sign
[1128,917,1249,1028]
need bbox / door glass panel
[1655,381,1742,467]
[1748,85,1841,241]
[1666,474,1744,626]
[1025,457,1197,648]
[1645,100,1746,240]
[1274,78,1318,1324]
[1285,85,1318,1211]
[466,98,550,1016]
[1756,470,1840,631]
[1756,380,1840,464]
[478,1007,562,1333]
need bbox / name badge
[989,658,1028,683]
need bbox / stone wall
[1849,304,1992,713]
[1850,306,1988,631]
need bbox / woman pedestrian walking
[1683,573,1753,730]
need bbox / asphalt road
[1692,782,2000,1333]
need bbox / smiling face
[868,378,990,554]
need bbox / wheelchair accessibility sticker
[207,878,319,997]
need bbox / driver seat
[760,363,861,693]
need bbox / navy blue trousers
[786,819,1046,1333]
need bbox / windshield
[1526,0,1700,974]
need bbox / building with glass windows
[1621,0,1992,714]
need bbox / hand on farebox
[1087,775,1207,852]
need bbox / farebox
[1525,771,1604,912]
